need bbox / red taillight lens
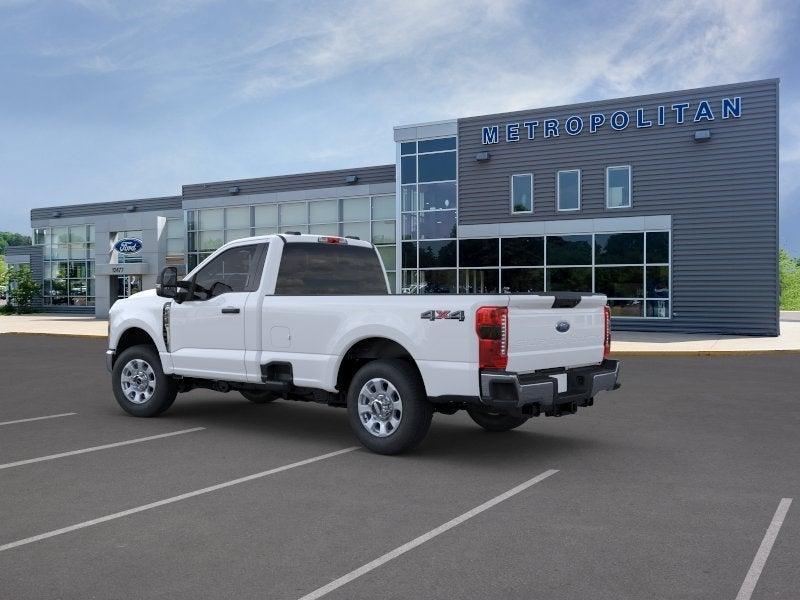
[317,236,346,244]
[603,305,611,358]
[476,306,508,370]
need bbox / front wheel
[347,359,432,455]
[466,408,529,432]
[112,344,177,417]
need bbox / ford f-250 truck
[107,233,620,454]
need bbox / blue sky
[1,0,799,251]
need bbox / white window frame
[510,173,534,214]
[605,165,632,209]
[556,169,581,212]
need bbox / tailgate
[505,294,606,372]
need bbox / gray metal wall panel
[457,79,779,335]
[182,164,396,200]
[31,196,182,221]
[5,245,43,308]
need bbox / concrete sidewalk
[0,314,108,338]
[1,313,799,354]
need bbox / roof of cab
[220,233,374,249]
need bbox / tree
[7,264,40,313]
[779,248,800,311]
[0,255,7,288]
[0,231,32,255]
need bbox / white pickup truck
[107,233,620,454]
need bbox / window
[193,244,264,295]
[502,268,544,293]
[546,235,592,265]
[419,182,456,211]
[418,269,457,294]
[165,218,185,268]
[398,137,457,293]
[419,211,457,239]
[459,239,498,267]
[459,269,499,294]
[594,233,643,265]
[275,243,387,295]
[511,174,533,213]
[606,166,631,208]
[419,240,456,268]
[501,237,544,266]
[40,224,95,307]
[557,169,581,211]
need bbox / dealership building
[13,79,779,335]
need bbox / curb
[0,331,107,340]
[611,349,800,357]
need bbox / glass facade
[37,224,95,306]
[401,137,458,294]
[187,196,397,290]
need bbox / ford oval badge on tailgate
[556,321,570,333]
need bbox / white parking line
[0,446,357,552]
[297,468,559,600]
[0,413,77,426]
[734,498,793,600]
[0,427,206,471]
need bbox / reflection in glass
[502,268,544,293]
[419,210,456,240]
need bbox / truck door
[169,243,266,381]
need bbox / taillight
[603,305,611,358]
[318,236,346,244]
[476,306,508,370]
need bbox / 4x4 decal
[420,310,465,322]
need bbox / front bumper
[478,359,621,417]
[105,349,115,373]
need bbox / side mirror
[156,266,178,298]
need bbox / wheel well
[115,327,158,360]
[336,337,424,400]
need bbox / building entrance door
[111,275,142,305]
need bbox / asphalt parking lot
[0,335,797,600]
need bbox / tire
[112,344,178,417]
[347,359,432,455]
[466,408,529,432]
[240,390,277,404]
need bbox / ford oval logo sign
[114,238,143,254]
[555,321,571,333]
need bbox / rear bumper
[478,359,620,417]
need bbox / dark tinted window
[419,240,457,268]
[502,268,544,293]
[595,233,643,265]
[418,152,456,182]
[402,242,417,268]
[502,237,544,266]
[546,267,592,292]
[595,266,644,297]
[647,232,669,263]
[546,235,592,265]
[194,244,264,295]
[459,239,498,267]
[275,243,387,295]
[646,266,670,297]
[401,156,416,184]
[418,137,457,152]
[400,141,417,155]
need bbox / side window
[275,243,388,295]
[193,244,265,296]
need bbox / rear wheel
[240,390,277,404]
[466,408,529,432]
[347,359,432,455]
[112,344,177,417]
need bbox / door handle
[221,307,240,314]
